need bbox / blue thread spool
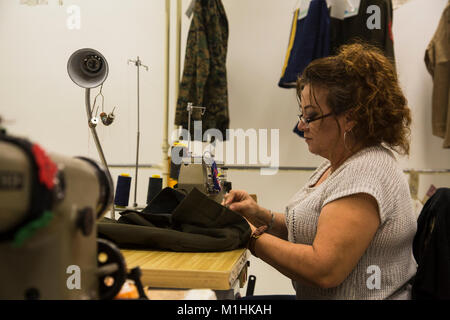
[114,174,132,207]
[147,174,163,204]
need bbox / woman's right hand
[222,190,264,226]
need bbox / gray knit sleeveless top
[285,145,417,299]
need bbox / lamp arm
[85,88,114,198]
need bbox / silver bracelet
[267,210,275,232]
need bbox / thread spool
[114,174,132,207]
[169,142,188,187]
[147,175,163,204]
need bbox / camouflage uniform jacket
[175,0,229,140]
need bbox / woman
[223,43,417,300]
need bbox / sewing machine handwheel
[97,238,127,300]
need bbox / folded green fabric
[98,188,251,252]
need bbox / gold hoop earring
[343,130,352,152]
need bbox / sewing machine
[176,156,231,204]
[172,103,232,204]
[0,133,130,300]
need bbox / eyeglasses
[297,112,333,127]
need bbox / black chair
[411,188,450,299]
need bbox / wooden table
[121,248,249,299]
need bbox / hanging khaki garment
[424,2,450,148]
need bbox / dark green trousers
[98,188,250,252]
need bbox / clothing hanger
[294,0,334,17]
[292,0,301,12]
[329,0,361,19]
[294,0,312,19]
[346,0,355,12]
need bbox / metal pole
[187,103,192,155]
[162,0,171,188]
[134,59,140,207]
[128,57,148,208]
[175,0,182,111]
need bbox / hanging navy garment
[279,0,330,89]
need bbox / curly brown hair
[297,42,411,155]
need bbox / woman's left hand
[244,217,256,233]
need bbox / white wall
[0,0,449,296]
[219,0,450,296]
[393,0,450,197]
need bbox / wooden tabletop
[121,248,248,291]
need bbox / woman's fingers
[228,201,240,212]
[222,190,252,216]
[222,191,235,206]
[222,190,245,206]
[229,200,248,213]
